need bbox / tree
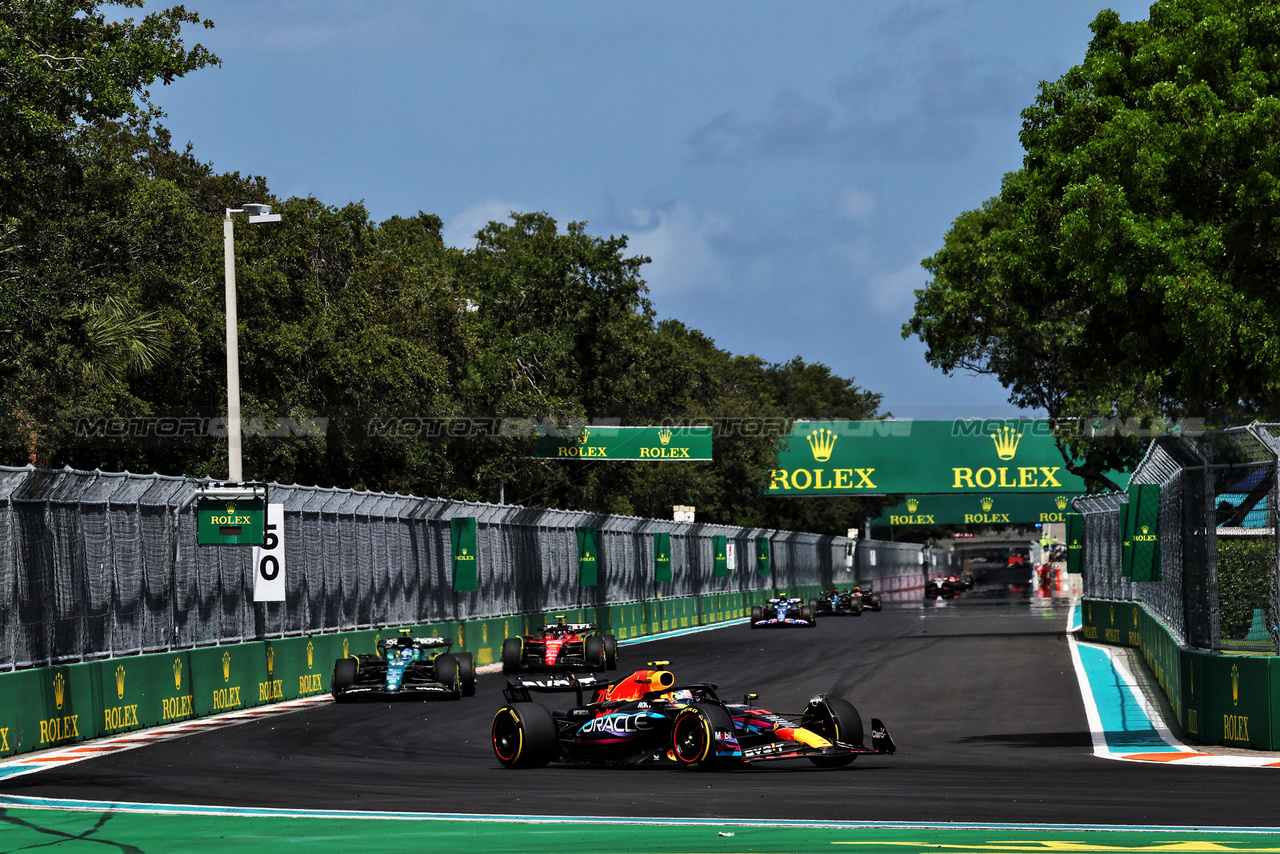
[0,0,217,465]
[904,0,1280,486]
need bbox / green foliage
[0,1,888,536]
[1215,536,1276,642]
[904,0,1280,487]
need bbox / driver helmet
[400,648,414,660]
[663,689,694,704]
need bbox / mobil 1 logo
[252,503,286,602]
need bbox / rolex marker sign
[768,420,1125,495]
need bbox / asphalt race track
[8,590,1280,827]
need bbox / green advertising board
[535,425,712,461]
[870,492,1083,526]
[1127,483,1162,582]
[195,498,264,545]
[756,536,771,576]
[768,420,1127,495]
[1120,501,1134,579]
[451,516,478,591]
[578,527,599,586]
[654,531,672,582]
[1065,513,1084,574]
[713,535,729,578]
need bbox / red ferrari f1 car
[501,616,619,673]
[491,662,895,769]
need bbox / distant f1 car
[331,630,475,701]
[491,662,895,769]
[859,584,883,611]
[750,597,816,627]
[502,616,618,673]
[812,589,863,616]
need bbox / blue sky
[147,0,1153,420]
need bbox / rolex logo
[266,645,274,676]
[54,672,66,709]
[658,428,672,446]
[577,429,591,445]
[174,658,183,690]
[1142,525,1149,535]
[222,651,231,682]
[806,428,837,462]
[115,664,127,700]
[225,502,236,514]
[906,498,918,512]
[981,496,994,511]
[307,640,315,669]
[1055,496,1068,510]
[990,426,1022,460]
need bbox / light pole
[223,203,281,482]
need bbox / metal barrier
[0,465,920,671]
[1075,425,1280,653]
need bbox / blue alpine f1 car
[750,596,816,627]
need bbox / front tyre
[803,696,863,767]
[501,637,523,674]
[750,605,763,628]
[456,651,476,697]
[584,635,606,669]
[492,704,558,768]
[800,605,815,625]
[435,653,461,699]
[602,633,619,670]
[671,703,734,769]
[331,657,357,701]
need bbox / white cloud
[868,259,927,313]
[839,187,876,219]
[443,201,524,248]
[623,203,731,296]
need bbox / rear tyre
[501,637,523,674]
[492,703,558,768]
[602,634,618,670]
[750,605,763,628]
[331,657,357,701]
[804,696,863,767]
[457,652,476,697]
[584,635,606,669]
[809,598,820,614]
[434,653,461,699]
[671,702,735,769]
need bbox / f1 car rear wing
[503,672,609,705]
[538,622,597,633]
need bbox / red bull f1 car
[750,597,816,628]
[502,616,619,673]
[491,662,894,769]
[331,630,475,701]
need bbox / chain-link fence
[1075,425,1280,653]
[0,465,912,671]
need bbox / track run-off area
[5,587,1280,852]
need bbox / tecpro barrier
[0,587,823,759]
[1080,597,1280,750]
